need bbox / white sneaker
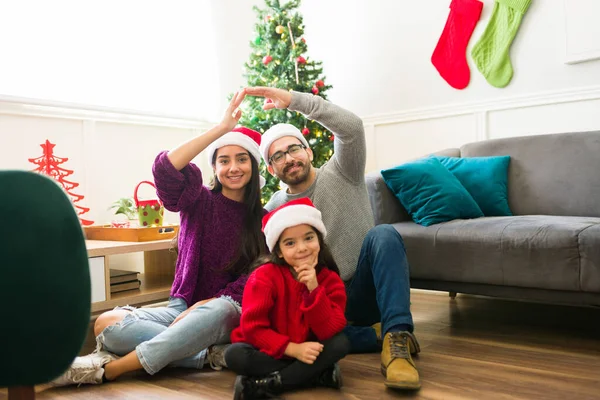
[206,344,230,371]
[50,351,119,387]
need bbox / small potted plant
[108,197,138,228]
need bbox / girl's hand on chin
[295,262,318,292]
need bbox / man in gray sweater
[248,86,420,390]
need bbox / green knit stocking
[471,0,531,88]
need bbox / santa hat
[206,126,265,187]
[262,197,327,252]
[259,123,310,164]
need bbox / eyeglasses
[268,144,307,165]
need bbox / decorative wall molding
[361,85,600,127]
[0,94,214,130]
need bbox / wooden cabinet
[86,239,177,314]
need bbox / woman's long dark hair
[210,152,266,276]
[250,230,340,276]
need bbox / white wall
[0,101,213,226]
[216,0,600,171]
[301,0,600,114]
[301,0,600,170]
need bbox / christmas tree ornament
[431,0,483,90]
[301,38,306,44]
[29,139,93,225]
[263,55,273,65]
[281,33,287,40]
[312,86,319,95]
[265,15,272,22]
[297,56,306,64]
[255,36,262,45]
[275,25,285,34]
[316,79,324,88]
[302,127,310,136]
[329,135,335,142]
[471,0,532,88]
[294,58,300,84]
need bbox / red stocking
[431,0,484,89]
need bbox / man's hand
[245,87,292,110]
[169,298,216,327]
[219,90,246,132]
[287,342,323,364]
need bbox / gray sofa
[365,131,600,306]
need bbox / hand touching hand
[244,86,292,110]
[219,90,246,132]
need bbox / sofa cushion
[381,157,483,227]
[460,131,600,217]
[394,215,600,293]
[434,155,512,217]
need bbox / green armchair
[0,171,91,399]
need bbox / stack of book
[110,269,141,294]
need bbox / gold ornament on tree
[275,25,285,34]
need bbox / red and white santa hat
[259,123,310,164]
[207,126,262,166]
[206,126,265,187]
[262,197,327,252]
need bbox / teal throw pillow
[381,157,484,226]
[434,155,512,216]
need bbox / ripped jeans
[97,296,241,375]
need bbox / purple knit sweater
[152,151,254,307]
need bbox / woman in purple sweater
[52,90,266,386]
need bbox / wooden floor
[3,290,600,400]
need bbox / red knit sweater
[231,263,347,359]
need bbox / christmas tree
[28,140,94,226]
[237,0,334,203]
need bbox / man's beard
[279,161,310,186]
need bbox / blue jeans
[97,296,241,375]
[343,225,414,353]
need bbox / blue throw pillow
[434,155,512,216]
[381,157,484,226]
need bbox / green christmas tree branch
[234,0,334,204]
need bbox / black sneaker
[233,373,283,399]
[314,363,343,389]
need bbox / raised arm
[244,86,366,184]
[289,91,366,184]
[167,91,246,170]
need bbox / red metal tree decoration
[28,140,94,226]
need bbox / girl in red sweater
[225,197,350,399]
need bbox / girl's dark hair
[250,229,340,276]
[210,150,266,276]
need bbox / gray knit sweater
[265,92,374,282]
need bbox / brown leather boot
[372,323,421,355]
[380,331,421,390]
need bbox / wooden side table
[86,239,177,314]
